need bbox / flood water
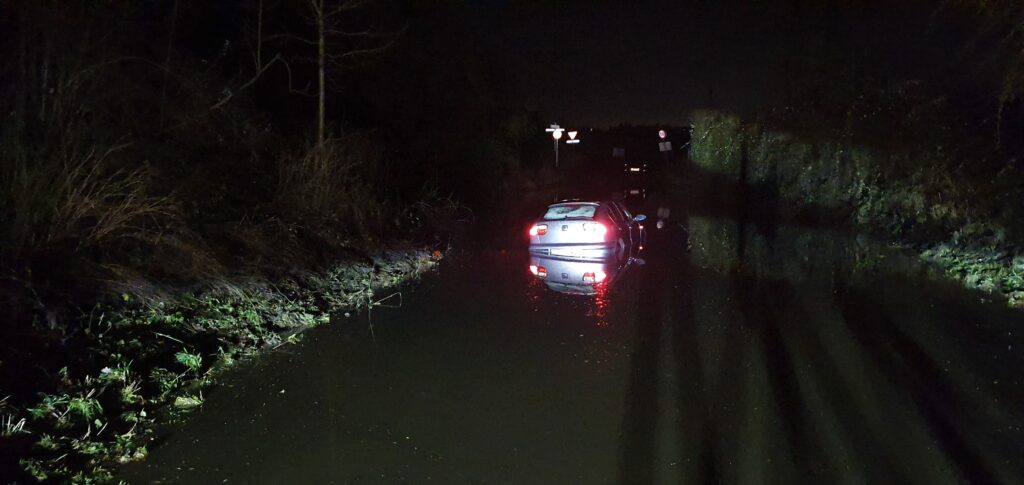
[120,183,1024,484]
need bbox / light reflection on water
[525,253,642,328]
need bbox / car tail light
[582,270,607,283]
[582,223,607,235]
[529,224,548,236]
[530,265,547,277]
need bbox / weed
[173,394,204,409]
[66,394,103,422]
[216,347,236,366]
[120,379,143,405]
[174,350,203,373]
[36,434,59,451]
[28,394,70,422]
[3,414,28,436]
[150,367,180,397]
[98,363,131,383]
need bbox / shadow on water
[613,155,1024,484]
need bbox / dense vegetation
[0,1,543,481]
[687,1,1024,306]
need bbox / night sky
[446,1,980,127]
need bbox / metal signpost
[658,129,673,171]
[545,124,564,168]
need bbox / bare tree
[305,0,399,146]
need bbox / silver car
[528,200,646,261]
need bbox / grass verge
[1,246,441,483]
[688,108,1024,307]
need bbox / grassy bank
[688,106,1024,307]
[1,246,441,482]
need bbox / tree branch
[209,54,283,111]
[325,0,373,18]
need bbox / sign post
[545,124,564,168]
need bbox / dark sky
[443,1,974,127]
[456,1,808,126]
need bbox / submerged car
[528,200,646,261]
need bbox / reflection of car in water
[529,254,641,295]
[528,200,646,261]
[623,187,646,204]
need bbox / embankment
[687,109,1024,307]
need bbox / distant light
[658,129,667,139]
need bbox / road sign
[568,131,577,140]
[612,147,625,157]
[658,129,667,139]
[545,124,562,168]
[658,141,672,152]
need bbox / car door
[606,202,631,252]
[613,202,638,254]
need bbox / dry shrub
[276,134,385,234]
[2,143,175,253]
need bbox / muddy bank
[0,246,440,483]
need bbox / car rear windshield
[543,204,597,220]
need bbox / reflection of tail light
[530,265,547,278]
[582,270,607,283]
[529,224,547,236]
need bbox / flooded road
[121,186,1024,484]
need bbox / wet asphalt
[120,181,1024,484]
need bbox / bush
[275,134,386,234]
[2,143,173,253]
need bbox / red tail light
[583,270,607,283]
[529,224,548,236]
[529,265,547,277]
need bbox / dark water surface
[120,188,1024,484]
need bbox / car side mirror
[634,214,647,222]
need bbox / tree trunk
[255,0,263,71]
[316,0,326,146]
[159,0,179,128]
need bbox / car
[623,160,648,175]
[528,200,646,261]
